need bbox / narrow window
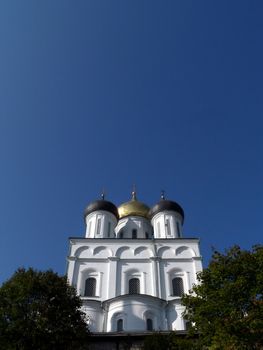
[97,218,101,235]
[84,277,96,297]
[108,222,111,237]
[176,222,181,237]
[117,319,123,331]
[165,219,171,236]
[157,222,161,235]
[88,221,92,234]
[132,229,137,239]
[119,231,123,239]
[145,232,149,239]
[146,318,153,331]
[129,278,140,294]
[172,277,184,297]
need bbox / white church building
[67,191,202,333]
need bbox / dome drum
[84,200,119,220]
[149,200,184,223]
[84,194,184,239]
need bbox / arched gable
[116,246,134,258]
[74,246,91,258]
[176,246,196,258]
[80,268,101,297]
[93,246,113,258]
[110,311,127,332]
[81,267,97,275]
[158,246,175,258]
[134,246,153,258]
[167,267,183,275]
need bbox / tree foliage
[183,245,263,349]
[0,268,89,350]
[143,332,198,350]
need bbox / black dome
[149,199,184,222]
[84,200,119,219]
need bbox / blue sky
[1,1,263,284]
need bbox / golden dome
[118,192,150,219]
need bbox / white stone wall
[105,295,166,332]
[67,237,202,332]
[115,216,153,239]
[85,210,117,239]
[151,210,183,239]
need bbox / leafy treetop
[0,268,89,350]
[183,245,263,349]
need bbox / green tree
[183,245,263,349]
[0,268,89,350]
[143,332,198,350]
[144,332,170,350]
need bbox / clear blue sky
[1,1,263,285]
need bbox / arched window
[132,229,137,239]
[88,221,92,235]
[96,218,101,235]
[84,277,96,296]
[146,318,153,331]
[107,222,111,237]
[176,222,181,237]
[165,219,171,236]
[157,222,161,235]
[117,319,123,332]
[172,277,184,297]
[129,278,140,294]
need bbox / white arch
[134,246,152,257]
[81,267,97,274]
[158,246,175,258]
[167,268,187,298]
[116,246,134,258]
[167,267,183,274]
[80,268,101,297]
[93,246,113,257]
[74,246,91,258]
[123,268,144,294]
[142,309,157,320]
[124,267,141,275]
[142,309,159,331]
[110,311,127,332]
[176,246,196,257]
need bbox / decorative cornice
[192,256,203,261]
[108,257,120,262]
[67,256,76,261]
[150,256,161,261]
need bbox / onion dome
[118,191,150,219]
[84,194,119,219]
[149,192,184,222]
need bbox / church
[66,191,202,334]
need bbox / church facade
[66,192,202,333]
